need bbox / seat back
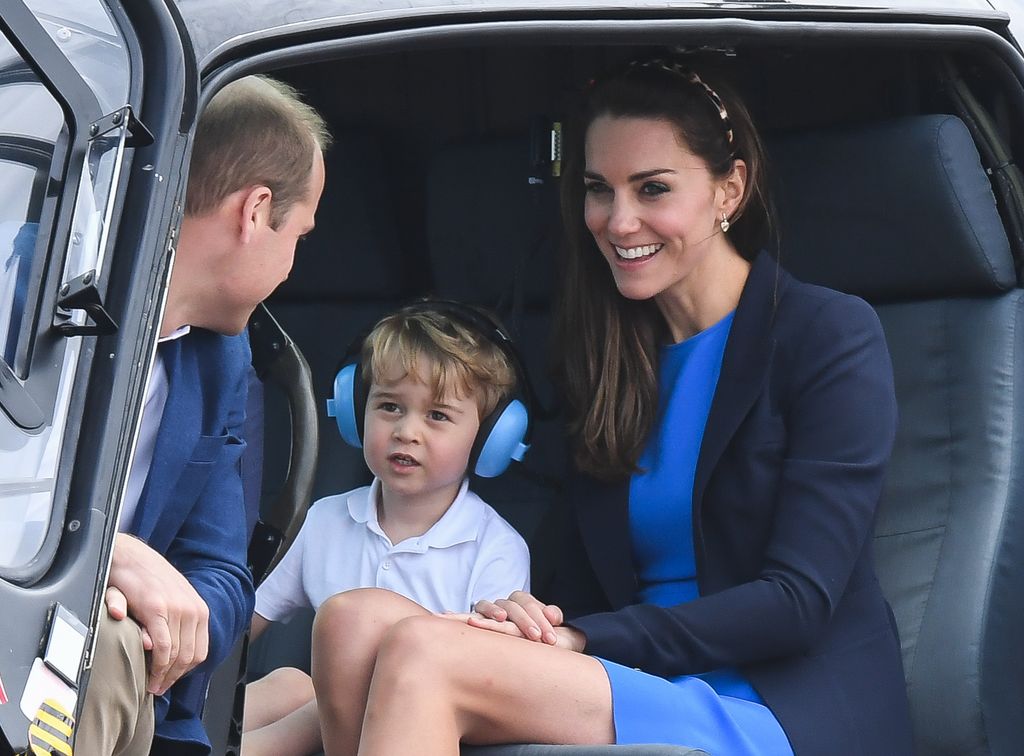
[770,114,1024,755]
[425,136,567,582]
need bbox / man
[77,75,329,756]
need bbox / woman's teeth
[614,243,661,260]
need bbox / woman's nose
[607,197,641,235]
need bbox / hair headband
[625,59,735,150]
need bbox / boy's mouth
[388,452,420,467]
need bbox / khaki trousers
[76,606,154,756]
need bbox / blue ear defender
[326,300,534,478]
[326,363,363,449]
[471,397,530,478]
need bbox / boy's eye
[427,410,450,423]
[640,181,669,196]
[376,401,400,413]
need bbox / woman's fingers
[471,599,508,622]
[497,592,559,645]
[465,615,527,638]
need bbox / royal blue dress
[597,312,794,755]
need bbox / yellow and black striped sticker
[28,698,74,756]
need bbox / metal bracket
[54,269,118,337]
[88,105,154,148]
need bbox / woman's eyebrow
[629,168,676,181]
[583,168,676,181]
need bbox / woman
[310,59,913,755]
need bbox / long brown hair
[555,60,773,479]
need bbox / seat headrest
[769,115,1015,300]
[272,131,409,301]
[426,138,561,307]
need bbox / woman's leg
[243,666,315,732]
[349,614,615,756]
[241,699,322,756]
[311,588,434,756]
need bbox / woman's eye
[640,181,669,196]
[584,181,610,195]
[428,410,450,422]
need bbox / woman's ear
[719,159,748,219]
[239,185,273,243]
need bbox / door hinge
[89,105,154,148]
[54,269,118,337]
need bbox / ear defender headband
[325,300,533,478]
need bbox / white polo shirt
[254,478,530,619]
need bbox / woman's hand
[470,591,577,648]
[440,610,586,652]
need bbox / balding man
[78,75,329,756]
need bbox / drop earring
[720,214,731,233]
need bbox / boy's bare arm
[250,612,270,642]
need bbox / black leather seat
[771,114,1024,755]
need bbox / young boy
[241,303,531,756]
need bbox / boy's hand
[470,591,569,647]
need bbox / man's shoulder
[185,327,251,365]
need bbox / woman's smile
[613,242,663,261]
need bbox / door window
[0,0,130,576]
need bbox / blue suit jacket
[129,328,255,754]
[551,252,914,754]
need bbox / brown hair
[362,307,517,419]
[555,61,773,479]
[185,75,331,228]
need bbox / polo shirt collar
[347,478,485,551]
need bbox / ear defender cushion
[471,397,530,478]
[326,362,365,448]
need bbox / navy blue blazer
[551,252,914,755]
[129,328,255,754]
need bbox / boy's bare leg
[353,615,614,756]
[311,588,433,756]
[243,666,315,732]
[241,699,322,756]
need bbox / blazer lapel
[693,252,786,543]
[573,472,636,610]
[131,337,201,541]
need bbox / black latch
[54,269,118,337]
[89,106,154,148]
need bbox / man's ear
[239,185,273,243]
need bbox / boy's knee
[261,666,314,699]
[313,587,414,638]
[376,615,450,677]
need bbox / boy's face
[363,363,481,508]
